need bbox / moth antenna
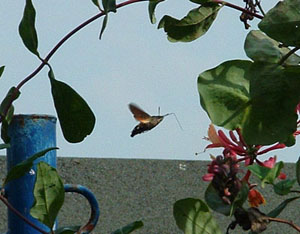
[164,113,183,130]
[158,106,161,116]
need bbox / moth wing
[129,103,151,123]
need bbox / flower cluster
[205,152,242,205]
[203,124,287,207]
[201,124,294,233]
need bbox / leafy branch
[0,0,148,124]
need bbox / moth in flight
[128,103,182,137]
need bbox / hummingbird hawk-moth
[128,103,182,137]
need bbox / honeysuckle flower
[248,188,266,207]
[202,152,240,182]
[205,124,224,148]
[296,103,300,114]
[202,124,289,205]
[278,172,287,180]
[257,156,287,180]
[204,125,287,167]
[202,173,214,181]
[261,156,276,168]
[202,153,243,204]
[205,124,248,155]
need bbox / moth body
[130,116,164,137]
[129,103,165,137]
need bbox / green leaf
[267,196,300,218]
[0,66,4,78]
[102,0,116,13]
[1,117,10,143]
[18,0,39,56]
[243,63,300,145]
[0,143,10,150]
[260,161,284,187]
[158,4,222,42]
[5,105,14,125]
[30,162,65,229]
[0,87,20,117]
[246,164,271,180]
[49,69,95,143]
[3,147,58,187]
[230,182,249,216]
[273,179,296,195]
[1,104,15,143]
[205,183,231,216]
[258,0,300,47]
[296,157,300,185]
[244,30,300,65]
[247,162,284,187]
[91,0,101,10]
[173,198,222,234]
[99,15,108,39]
[198,60,252,129]
[99,0,116,39]
[148,0,164,24]
[198,61,300,146]
[55,226,81,234]
[112,221,144,234]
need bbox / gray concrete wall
[0,157,300,233]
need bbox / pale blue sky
[1,1,299,162]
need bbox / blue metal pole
[5,114,57,234]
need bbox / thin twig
[255,0,265,16]
[268,217,300,232]
[290,190,300,194]
[213,0,264,19]
[0,194,49,234]
[278,47,300,66]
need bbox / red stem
[213,0,264,19]
[0,194,48,234]
[268,217,300,232]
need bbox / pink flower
[202,173,214,181]
[278,172,287,180]
[257,156,286,180]
[262,156,276,168]
[205,125,247,156]
[296,103,300,114]
[205,124,224,148]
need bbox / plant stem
[213,0,263,19]
[278,47,300,66]
[0,0,147,123]
[268,217,300,232]
[290,190,300,194]
[255,0,265,16]
[0,194,49,234]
